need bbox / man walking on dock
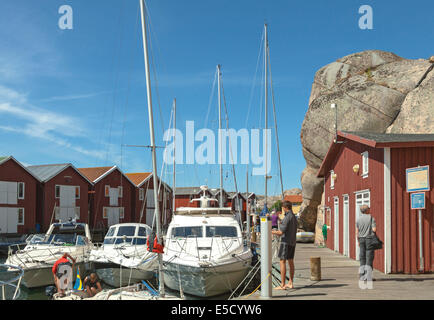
[272,200,297,289]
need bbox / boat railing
[0,263,24,300]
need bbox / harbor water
[0,257,250,300]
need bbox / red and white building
[318,131,434,274]
[78,166,136,229]
[125,172,173,229]
[0,156,40,234]
[27,163,93,232]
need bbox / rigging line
[144,2,166,139]
[204,68,218,128]
[244,28,265,129]
[152,106,173,230]
[220,77,238,194]
[258,35,265,132]
[267,45,284,200]
[105,0,127,166]
[94,1,129,169]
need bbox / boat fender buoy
[147,235,164,254]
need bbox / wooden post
[310,256,321,281]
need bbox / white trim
[343,194,349,257]
[333,196,339,252]
[361,151,369,178]
[384,147,392,274]
[18,208,25,225]
[55,185,60,199]
[353,189,370,194]
[18,182,25,200]
[330,170,335,189]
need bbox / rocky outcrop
[300,50,434,232]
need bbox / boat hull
[21,262,85,288]
[96,266,154,287]
[163,258,251,297]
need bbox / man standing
[272,201,297,289]
[356,205,376,279]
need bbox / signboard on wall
[410,192,425,210]
[406,165,430,192]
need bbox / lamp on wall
[353,164,360,174]
[331,173,337,182]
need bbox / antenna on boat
[139,0,165,297]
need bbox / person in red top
[52,253,76,296]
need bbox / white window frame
[18,182,25,200]
[361,151,369,178]
[330,170,335,189]
[18,208,25,225]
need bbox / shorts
[278,242,296,260]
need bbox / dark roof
[175,187,204,196]
[27,164,71,182]
[341,131,434,146]
[318,131,434,177]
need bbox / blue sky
[0,0,433,195]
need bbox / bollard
[310,257,321,281]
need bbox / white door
[343,195,349,257]
[355,191,370,260]
[60,186,76,222]
[0,207,18,233]
[7,208,18,233]
[0,207,7,233]
[334,197,339,252]
[109,188,119,206]
[7,182,18,205]
[107,208,120,227]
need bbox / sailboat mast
[264,24,268,210]
[139,0,165,297]
[172,98,176,214]
[217,64,223,208]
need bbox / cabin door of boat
[59,185,76,222]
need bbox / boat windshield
[117,226,136,237]
[206,226,238,238]
[28,234,83,246]
[171,226,203,238]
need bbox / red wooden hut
[318,131,434,274]
[0,156,40,234]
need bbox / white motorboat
[163,189,253,297]
[89,223,158,287]
[5,220,93,288]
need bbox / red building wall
[42,166,91,232]
[324,140,385,273]
[390,147,434,273]
[133,177,173,228]
[91,169,135,229]
[0,159,38,234]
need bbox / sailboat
[162,66,253,297]
[54,0,178,300]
